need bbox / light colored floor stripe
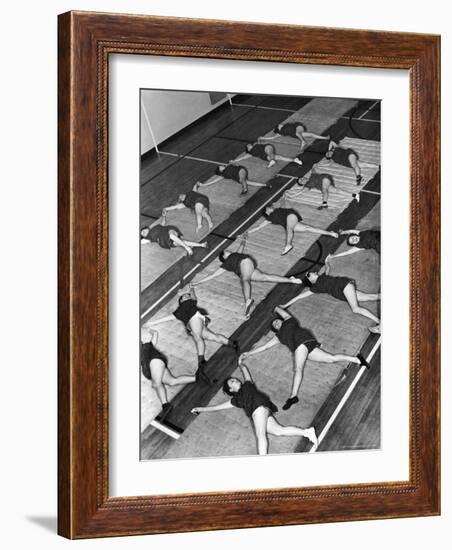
[309,336,382,453]
[231,102,297,113]
[150,420,181,439]
[141,177,296,319]
[158,150,224,166]
[359,100,380,120]
[340,116,380,123]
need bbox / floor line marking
[141,177,296,319]
[340,116,380,123]
[231,102,297,113]
[309,336,381,453]
[359,101,380,120]
[149,420,181,439]
[159,151,224,166]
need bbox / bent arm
[192,267,225,286]
[282,289,313,308]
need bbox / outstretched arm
[146,314,175,327]
[198,175,223,188]
[281,289,314,308]
[234,153,251,161]
[236,238,247,254]
[192,267,226,286]
[191,401,233,414]
[247,220,271,234]
[328,247,360,261]
[163,204,185,213]
[238,357,253,382]
[242,335,280,359]
[274,305,291,320]
[339,229,360,236]
[259,134,279,141]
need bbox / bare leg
[188,315,206,357]
[194,203,203,232]
[202,326,230,346]
[251,268,301,285]
[201,207,213,230]
[169,234,193,255]
[239,260,254,314]
[162,369,196,386]
[149,359,168,405]
[267,416,317,443]
[308,347,361,365]
[343,283,380,324]
[282,215,298,255]
[349,154,362,182]
[251,407,270,455]
[246,179,268,188]
[290,345,309,398]
[356,290,380,302]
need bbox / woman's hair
[273,124,282,134]
[219,251,226,263]
[347,234,360,246]
[214,166,223,176]
[178,293,191,305]
[222,378,234,396]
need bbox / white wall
[0,1,450,549]
[141,90,231,153]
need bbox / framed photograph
[58,11,440,538]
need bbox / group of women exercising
[141,118,380,455]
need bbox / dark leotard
[276,318,319,354]
[141,341,168,380]
[332,147,359,167]
[183,190,210,210]
[221,252,257,277]
[248,144,271,161]
[357,229,380,254]
[173,299,208,327]
[146,225,182,249]
[231,381,278,418]
[304,172,335,191]
[263,208,302,228]
[277,122,306,138]
[219,164,248,183]
[310,274,354,302]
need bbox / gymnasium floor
[140,93,381,460]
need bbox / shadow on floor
[26,516,57,533]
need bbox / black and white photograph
[139,90,381,460]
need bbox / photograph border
[58,11,440,538]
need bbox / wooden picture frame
[58,11,440,539]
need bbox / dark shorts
[305,173,334,191]
[297,339,320,354]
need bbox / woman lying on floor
[235,142,303,169]
[282,265,381,333]
[191,356,318,455]
[192,236,302,318]
[245,197,338,255]
[195,163,268,196]
[240,306,369,411]
[163,185,213,232]
[147,286,239,385]
[261,121,330,151]
[141,326,196,417]
[141,211,208,256]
